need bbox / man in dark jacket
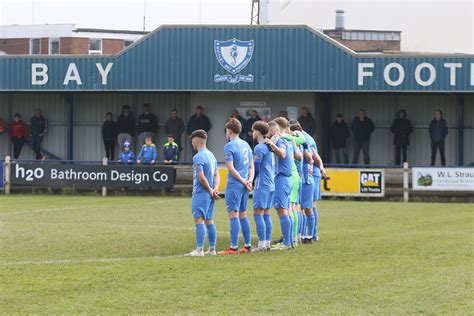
[186,105,211,136]
[29,108,48,160]
[245,109,260,148]
[330,113,350,164]
[164,109,185,148]
[229,109,246,140]
[429,109,448,166]
[102,112,118,161]
[137,104,158,146]
[351,110,375,165]
[390,109,413,165]
[117,105,136,150]
[298,107,317,137]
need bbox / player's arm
[197,171,214,196]
[211,167,220,200]
[226,160,247,186]
[246,158,255,191]
[264,139,286,159]
[293,141,303,161]
[304,149,314,176]
[312,148,328,179]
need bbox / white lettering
[95,63,113,85]
[63,63,82,85]
[358,63,374,86]
[383,63,405,87]
[414,63,436,87]
[153,171,169,183]
[443,63,462,86]
[32,63,49,85]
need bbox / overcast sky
[0,0,472,53]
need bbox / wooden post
[102,157,108,197]
[4,155,11,195]
[403,162,409,202]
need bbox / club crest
[214,38,254,84]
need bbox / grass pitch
[0,195,472,314]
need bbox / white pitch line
[2,254,186,266]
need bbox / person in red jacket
[9,113,29,159]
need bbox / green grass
[0,196,472,314]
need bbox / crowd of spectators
[0,105,449,166]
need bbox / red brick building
[0,24,147,55]
[323,10,401,53]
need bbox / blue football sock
[297,212,303,236]
[253,214,266,242]
[288,213,294,245]
[240,217,251,246]
[195,223,206,249]
[313,207,319,238]
[302,214,307,236]
[230,217,241,248]
[264,214,272,242]
[280,215,291,246]
[206,224,217,247]
[307,214,315,239]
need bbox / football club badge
[214,38,254,84]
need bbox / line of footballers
[185,116,328,256]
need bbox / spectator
[137,104,158,146]
[137,136,157,165]
[351,110,375,165]
[0,117,5,133]
[429,109,448,166]
[330,113,350,164]
[390,109,413,165]
[29,108,48,160]
[102,112,118,162]
[277,110,288,119]
[245,110,260,147]
[298,107,317,137]
[186,105,211,136]
[164,108,185,148]
[163,135,180,164]
[118,141,136,165]
[229,109,246,140]
[261,115,269,123]
[8,113,29,160]
[117,105,135,150]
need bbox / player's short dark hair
[336,113,343,118]
[190,129,208,140]
[274,117,289,130]
[106,112,113,116]
[252,121,269,135]
[289,123,302,132]
[196,105,203,110]
[226,117,242,134]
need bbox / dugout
[0,25,472,165]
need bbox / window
[124,40,134,48]
[30,38,41,55]
[88,38,102,55]
[49,38,60,55]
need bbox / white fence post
[403,162,409,202]
[102,157,108,197]
[4,155,11,195]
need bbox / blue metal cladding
[0,25,473,92]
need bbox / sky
[0,0,472,53]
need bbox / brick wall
[103,39,125,55]
[337,39,400,52]
[0,38,29,54]
[40,38,49,54]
